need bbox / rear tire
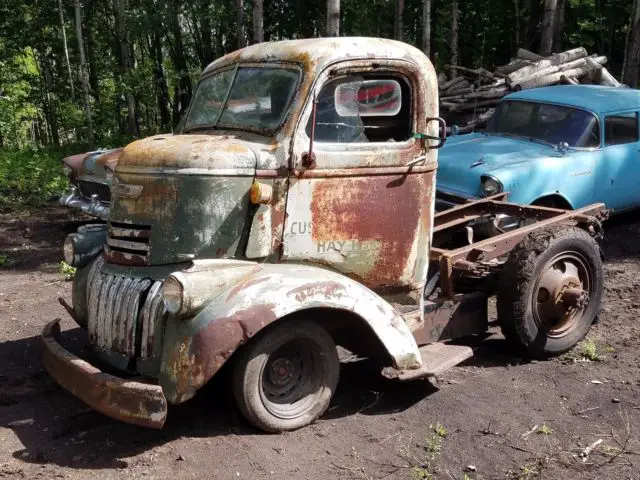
[497,226,603,358]
[232,319,340,432]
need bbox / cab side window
[306,74,412,143]
[605,113,639,146]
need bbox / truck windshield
[183,66,300,134]
[486,100,600,148]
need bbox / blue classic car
[437,85,640,217]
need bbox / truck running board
[382,343,473,381]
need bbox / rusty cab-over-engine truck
[45,38,606,433]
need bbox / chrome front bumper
[59,186,110,220]
[42,319,167,428]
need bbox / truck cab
[44,38,606,433]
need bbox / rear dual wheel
[232,319,340,432]
[497,226,603,358]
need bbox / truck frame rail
[430,194,607,298]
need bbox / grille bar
[79,180,111,202]
[106,221,152,265]
[86,257,164,358]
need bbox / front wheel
[497,226,603,358]
[232,319,340,432]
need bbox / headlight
[105,167,114,184]
[63,235,75,265]
[162,275,185,315]
[63,164,72,176]
[481,176,503,197]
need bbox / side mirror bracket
[415,117,447,149]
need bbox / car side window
[604,113,639,146]
[306,74,412,143]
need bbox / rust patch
[103,247,148,266]
[63,152,90,173]
[95,148,124,170]
[42,319,167,429]
[287,281,346,303]
[311,173,427,288]
[225,275,270,300]
[174,304,279,396]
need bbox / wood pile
[439,47,624,134]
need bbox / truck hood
[437,132,555,197]
[118,134,258,171]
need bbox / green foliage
[0,254,9,267]
[0,0,636,154]
[0,148,68,209]
[537,423,553,435]
[58,260,76,280]
[410,423,448,480]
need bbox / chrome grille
[105,221,151,266]
[79,180,111,202]
[87,256,166,358]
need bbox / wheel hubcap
[260,340,323,420]
[533,252,592,337]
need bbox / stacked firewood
[438,47,623,134]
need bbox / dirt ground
[0,205,639,480]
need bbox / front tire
[232,319,340,432]
[497,226,603,358]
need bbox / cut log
[440,75,466,91]
[457,109,495,133]
[599,67,622,87]
[515,66,594,90]
[549,47,588,65]
[516,48,544,62]
[496,60,533,75]
[508,50,596,84]
[510,56,607,89]
[561,75,579,85]
[447,98,502,112]
[441,87,508,102]
[443,86,474,97]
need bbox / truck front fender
[159,264,421,404]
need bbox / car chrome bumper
[59,187,110,221]
[41,319,167,429]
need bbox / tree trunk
[252,0,263,43]
[167,0,192,124]
[57,0,75,99]
[199,1,214,67]
[115,0,137,137]
[236,0,245,49]
[152,32,172,132]
[326,0,340,36]
[450,0,459,77]
[75,0,95,148]
[37,51,60,147]
[539,0,557,56]
[514,0,520,48]
[552,0,566,53]
[394,0,404,41]
[422,0,431,57]
[85,0,100,99]
[623,0,640,87]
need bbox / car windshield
[486,100,600,148]
[183,66,300,134]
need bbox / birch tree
[74,0,94,147]
[326,0,340,36]
[422,0,431,56]
[539,0,557,56]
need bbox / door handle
[406,155,427,166]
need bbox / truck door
[599,112,640,211]
[282,62,438,295]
